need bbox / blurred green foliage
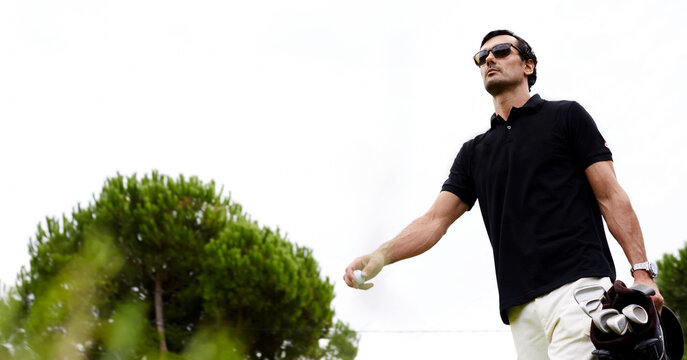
[1,172,358,359]
[656,242,687,360]
[322,321,359,360]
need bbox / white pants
[507,277,613,360]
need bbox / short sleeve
[441,141,477,209]
[566,102,613,169]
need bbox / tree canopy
[4,172,357,359]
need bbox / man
[343,30,664,359]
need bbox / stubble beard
[484,75,520,97]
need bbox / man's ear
[524,59,535,76]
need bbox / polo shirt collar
[490,94,545,127]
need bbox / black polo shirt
[442,94,616,324]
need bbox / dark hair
[481,29,538,90]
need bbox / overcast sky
[1,1,686,358]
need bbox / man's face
[478,35,533,96]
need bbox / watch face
[650,262,658,276]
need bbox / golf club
[581,298,602,316]
[606,313,629,335]
[574,284,606,317]
[592,309,621,334]
[622,304,649,325]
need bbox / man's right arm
[343,191,469,289]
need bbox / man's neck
[492,88,532,121]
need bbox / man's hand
[632,271,664,314]
[343,251,386,290]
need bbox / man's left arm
[585,160,663,311]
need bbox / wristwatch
[630,261,658,278]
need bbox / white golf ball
[353,270,365,284]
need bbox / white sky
[1,1,686,358]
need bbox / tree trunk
[155,273,168,356]
[237,304,243,330]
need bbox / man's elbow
[424,210,454,233]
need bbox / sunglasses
[473,43,521,66]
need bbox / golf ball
[353,270,365,284]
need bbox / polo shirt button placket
[504,124,513,144]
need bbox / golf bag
[590,280,684,360]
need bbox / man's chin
[484,81,507,96]
[484,79,517,96]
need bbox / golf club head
[574,284,606,305]
[592,309,620,334]
[581,298,602,316]
[607,314,629,335]
[629,284,655,296]
[574,284,607,317]
[622,304,649,325]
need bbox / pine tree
[10,172,355,359]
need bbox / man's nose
[485,51,497,65]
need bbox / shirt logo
[604,141,610,149]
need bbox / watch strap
[630,261,657,278]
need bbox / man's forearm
[343,191,467,289]
[585,161,663,309]
[376,214,449,265]
[599,188,647,265]
[600,188,664,310]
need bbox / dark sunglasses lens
[492,44,512,58]
[474,50,489,65]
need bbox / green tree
[12,234,134,359]
[93,172,231,353]
[323,321,360,360]
[12,172,356,359]
[656,242,687,360]
[200,216,335,359]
